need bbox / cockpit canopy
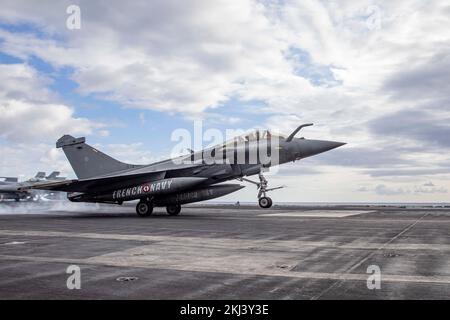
[220,130,286,147]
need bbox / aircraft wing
[21,162,202,193]
[20,179,80,192]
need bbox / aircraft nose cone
[297,139,346,158]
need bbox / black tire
[258,197,272,209]
[136,201,153,217]
[166,204,181,216]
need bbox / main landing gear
[166,204,181,216]
[238,171,284,209]
[135,199,182,217]
[136,200,153,217]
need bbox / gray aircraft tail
[35,172,46,179]
[56,135,138,179]
[46,171,60,180]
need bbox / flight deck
[0,202,449,299]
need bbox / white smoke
[0,200,116,215]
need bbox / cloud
[0,99,104,142]
[271,162,324,176]
[0,63,108,178]
[0,0,294,114]
[0,0,448,131]
[0,63,105,143]
[311,146,414,168]
[369,108,450,148]
[367,168,450,177]
[0,143,73,179]
[91,142,167,166]
[375,184,410,196]
[413,185,447,194]
[358,183,448,196]
[383,49,450,104]
[1,0,450,201]
[0,63,53,102]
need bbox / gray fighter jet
[0,177,23,201]
[25,124,345,216]
[0,171,66,201]
[0,172,45,201]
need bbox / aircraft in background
[0,171,66,202]
[25,124,345,216]
[45,171,66,181]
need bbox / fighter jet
[0,171,67,201]
[0,172,45,201]
[0,177,23,201]
[25,124,345,216]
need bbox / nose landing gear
[238,171,284,209]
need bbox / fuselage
[67,135,344,205]
[154,136,345,186]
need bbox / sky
[0,0,450,203]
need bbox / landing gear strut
[256,172,272,208]
[238,171,284,209]
[136,199,153,217]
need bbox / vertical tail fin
[56,135,138,179]
[46,171,60,180]
[35,172,46,179]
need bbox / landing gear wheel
[136,201,153,217]
[166,204,181,216]
[259,197,272,209]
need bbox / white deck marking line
[0,254,449,285]
[0,229,449,251]
[311,213,431,299]
[259,210,371,218]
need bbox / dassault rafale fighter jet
[0,171,65,201]
[25,124,345,217]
